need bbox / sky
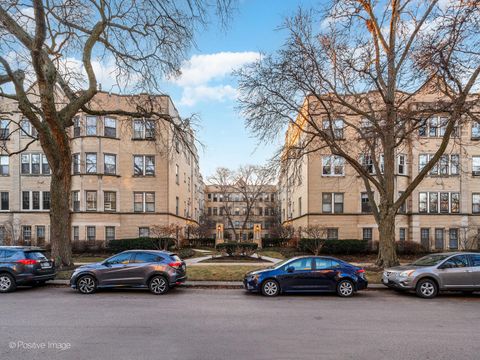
[159,0,319,179]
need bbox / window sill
[72,135,121,140]
[73,173,121,178]
[131,138,156,141]
[132,175,156,178]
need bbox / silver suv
[383,252,480,298]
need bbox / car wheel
[261,279,280,297]
[149,275,169,295]
[416,278,438,299]
[0,273,16,293]
[77,275,97,294]
[337,279,355,297]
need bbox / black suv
[0,246,56,293]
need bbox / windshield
[411,254,450,266]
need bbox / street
[0,287,479,360]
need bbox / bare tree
[150,223,180,250]
[269,223,294,243]
[237,1,480,267]
[208,165,275,241]
[0,0,233,267]
[301,225,328,255]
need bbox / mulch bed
[199,256,272,263]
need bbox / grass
[365,270,382,284]
[187,265,270,281]
[56,269,75,280]
[73,256,108,264]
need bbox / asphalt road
[1,287,479,360]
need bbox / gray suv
[70,250,187,295]
[383,252,480,298]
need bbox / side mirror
[286,266,294,273]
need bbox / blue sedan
[244,256,368,297]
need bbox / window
[473,157,480,176]
[363,228,373,242]
[287,258,313,271]
[105,226,115,241]
[73,116,81,137]
[139,227,150,238]
[86,191,97,211]
[36,226,45,244]
[450,155,459,175]
[32,191,40,210]
[42,155,50,174]
[104,117,116,138]
[72,191,80,211]
[322,119,344,139]
[429,117,438,137]
[420,154,459,176]
[104,154,116,175]
[360,154,375,174]
[0,119,9,139]
[399,228,406,242]
[419,154,428,173]
[133,252,161,263]
[72,153,81,174]
[134,192,155,212]
[0,227,5,245]
[22,226,32,244]
[361,192,372,213]
[472,122,480,139]
[322,193,344,213]
[176,196,179,216]
[0,192,9,210]
[85,153,97,173]
[322,155,344,176]
[326,228,338,240]
[419,192,459,213]
[22,191,29,210]
[420,228,430,248]
[42,192,50,210]
[398,192,406,213]
[20,154,50,175]
[397,154,406,175]
[104,191,116,211]
[298,197,302,216]
[86,226,96,242]
[86,116,97,136]
[443,254,469,268]
[20,119,37,138]
[134,155,155,176]
[175,164,179,184]
[449,229,459,249]
[435,228,444,250]
[0,155,8,176]
[471,254,480,267]
[133,119,155,139]
[473,193,480,214]
[73,226,79,241]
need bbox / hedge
[183,238,215,248]
[298,239,369,255]
[107,237,176,252]
[216,242,258,256]
[262,238,290,248]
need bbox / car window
[315,258,332,270]
[287,258,313,271]
[442,255,469,268]
[107,253,132,265]
[0,250,4,259]
[470,254,480,267]
[4,250,22,261]
[133,253,161,264]
[25,251,48,261]
[171,255,182,262]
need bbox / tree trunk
[49,158,73,268]
[376,213,399,268]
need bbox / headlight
[250,274,260,281]
[399,270,415,278]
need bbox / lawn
[73,256,108,264]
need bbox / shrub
[107,237,175,252]
[262,238,290,248]
[216,242,258,256]
[176,248,195,259]
[183,238,215,248]
[298,239,369,255]
[396,241,427,255]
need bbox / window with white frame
[399,228,406,242]
[360,154,376,174]
[472,157,480,176]
[73,116,81,137]
[104,154,116,175]
[22,225,32,243]
[43,192,50,210]
[326,228,338,240]
[322,119,344,139]
[472,122,480,139]
[85,191,97,211]
[104,117,116,138]
[419,116,455,137]
[0,155,9,175]
[105,226,115,241]
[21,191,50,210]
[322,155,344,176]
[36,226,45,244]
[361,192,373,213]
[0,192,9,210]
[472,193,480,214]
[21,154,50,175]
[362,228,373,241]
[86,116,97,136]
[104,191,117,211]
[72,153,81,174]
[85,153,97,173]
[86,226,96,242]
[133,119,155,139]
[397,154,406,175]
[0,119,9,139]
[322,193,344,213]
[139,227,150,238]
[419,192,460,214]
[20,119,37,138]
[419,154,459,176]
[133,155,155,176]
[134,192,155,212]
[72,191,80,211]
[73,226,79,241]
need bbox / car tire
[261,279,280,297]
[337,279,355,297]
[77,275,97,295]
[149,275,169,295]
[0,273,16,293]
[416,278,438,299]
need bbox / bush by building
[216,242,258,256]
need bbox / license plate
[41,262,52,269]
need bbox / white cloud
[171,51,261,106]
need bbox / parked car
[0,246,56,293]
[244,256,368,297]
[382,252,480,298]
[70,250,187,295]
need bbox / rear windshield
[25,251,48,261]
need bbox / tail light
[168,261,182,268]
[356,269,365,274]
[17,259,38,265]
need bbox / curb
[47,280,388,290]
